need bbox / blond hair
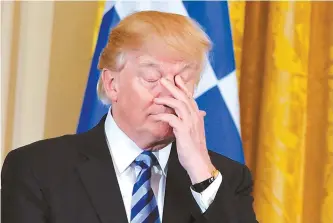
[97,10,211,104]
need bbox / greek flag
[77,1,244,164]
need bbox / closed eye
[145,79,159,83]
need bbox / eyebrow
[138,57,160,67]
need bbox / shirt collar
[104,109,172,175]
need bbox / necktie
[130,151,161,223]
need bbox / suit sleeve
[1,149,49,223]
[234,165,258,223]
[192,165,258,223]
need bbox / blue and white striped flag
[77,1,244,164]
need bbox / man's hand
[152,75,215,184]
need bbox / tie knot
[134,151,158,170]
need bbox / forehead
[128,38,201,68]
[127,50,199,71]
[138,55,193,68]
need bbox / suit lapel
[162,143,202,223]
[74,116,233,223]
[76,116,128,223]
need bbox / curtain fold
[229,1,333,223]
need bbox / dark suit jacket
[1,116,257,223]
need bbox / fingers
[174,75,192,98]
[151,113,182,130]
[154,97,191,122]
[174,75,199,111]
[157,76,206,123]
[160,78,194,112]
[199,110,206,117]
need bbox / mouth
[150,110,176,116]
[149,105,175,116]
[149,112,167,116]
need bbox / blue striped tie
[130,151,161,223]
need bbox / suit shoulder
[1,133,89,187]
[6,134,75,159]
[2,133,87,173]
[208,150,245,171]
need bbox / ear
[101,68,119,103]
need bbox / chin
[151,121,174,140]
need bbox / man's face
[111,41,200,145]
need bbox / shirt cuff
[190,172,222,213]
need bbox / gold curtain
[229,1,333,223]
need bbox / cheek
[126,77,156,110]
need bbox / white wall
[1,1,99,165]
[1,1,15,165]
[12,1,55,149]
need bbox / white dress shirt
[104,111,222,222]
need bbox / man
[1,11,257,223]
